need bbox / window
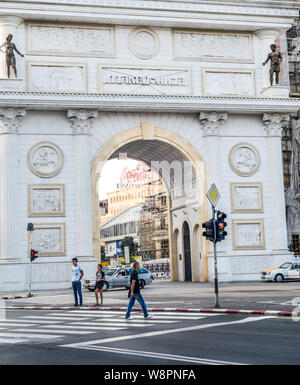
[139,268,148,274]
[291,234,300,255]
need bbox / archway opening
[91,126,208,282]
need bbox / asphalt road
[1,308,300,365]
[6,279,300,312]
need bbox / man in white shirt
[72,257,84,307]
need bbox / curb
[1,295,32,300]
[2,305,293,317]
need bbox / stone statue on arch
[0,34,24,78]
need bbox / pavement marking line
[133,315,204,320]
[49,313,115,318]
[49,313,178,323]
[69,322,154,328]
[1,319,61,324]
[0,332,62,339]
[0,323,38,327]
[0,338,26,344]
[22,316,90,321]
[74,345,246,366]
[62,316,274,348]
[12,328,95,335]
[39,325,126,331]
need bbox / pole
[212,206,220,308]
[28,238,33,297]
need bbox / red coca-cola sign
[120,162,148,187]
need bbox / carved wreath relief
[28,142,64,178]
[229,143,260,177]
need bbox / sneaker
[145,313,153,320]
[125,315,134,320]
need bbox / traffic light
[216,211,227,242]
[30,249,38,262]
[202,219,215,242]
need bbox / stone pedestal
[0,78,24,91]
[260,86,289,98]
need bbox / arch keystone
[141,121,155,140]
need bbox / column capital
[199,112,228,136]
[67,109,98,135]
[0,16,24,28]
[254,29,280,40]
[0,108,26,134]
[263,113,290,137]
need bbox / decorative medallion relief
[230,182,263,213]
[128,28,159,59]
[173,30,253,63]
[28,62,87,93]
[29,223,66,257]
[27,142,64,178]
[228,143,260,177]
[27,23,114,57]
[28,184,65,217]
[99,65,191,95]
[232,219,265,250]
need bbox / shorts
[95,281,104,290]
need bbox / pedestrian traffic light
[202,219,215,242]
[30,249,38,262]
[216,211,227,242]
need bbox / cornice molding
[0,108,26,134]
[67,109,98,135]
[0,91,300,114]
[263,112,290,137]
[1,0,297,16]
[199,112,228,136]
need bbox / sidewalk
[2,279,300,314]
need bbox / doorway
[183,221,192,281]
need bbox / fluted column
[263,113,290,252]
[255,29,280,91]
[68,109,98,258]
[0,16,23,78]
[0,108,26,261]
[199,112,228,192]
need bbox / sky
[98,158,142,199]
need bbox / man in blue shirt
[72,257,84,307]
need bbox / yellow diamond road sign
[206,183,220,207]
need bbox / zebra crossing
[0,310,222,345]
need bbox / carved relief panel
[28,184,65,217]
[202,69,255,97]
[28,62,87,93]
[173,30,253,63]
[229,143,260,177]
[231,183,263,213]
[128,27,159,59]
[232,219,265,250]
[27,23,115,57]
[27,142,64,178]
[28,223,66,256]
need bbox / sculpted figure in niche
[0,34,24,78]
[262,43,282,86]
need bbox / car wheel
[275,274,284,283]
[102,282,109,291]
[140,279,146,289]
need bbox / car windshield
[104,270,116,276]
[279,262,292,269]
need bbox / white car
[261,261,300,282]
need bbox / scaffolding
[139,192,169,261]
